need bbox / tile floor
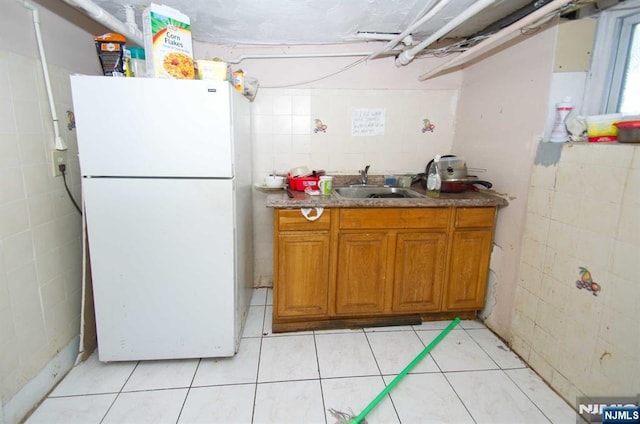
[25,288,582,424]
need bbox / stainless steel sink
[334,186,426,199]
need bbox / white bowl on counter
[264,175,285,188]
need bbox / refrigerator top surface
[71,76,240,178]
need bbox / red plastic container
[614,120,640,143]
[287,173,320,191]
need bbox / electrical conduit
[368,0,454,60]
[417,0,575,80]
[60,0,144,46]
[395,0,498,66]
[16,0,67,151]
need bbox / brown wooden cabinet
[335,231,391,315]
[392,231,448,313]
[273,209,332,323]
[272,206,496,332]
[276,233,330,317]
[443,207,495,311]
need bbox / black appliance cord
[59,164,82,215]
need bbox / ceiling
[87,0,545,47]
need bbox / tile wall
[510,142,640,406]
[250,88,459,285]
[0,51,82,405]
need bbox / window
[584,1,640,116]
[608,11,639,114]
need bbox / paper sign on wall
[351,109,386,136]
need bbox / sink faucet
[359,165,370,185]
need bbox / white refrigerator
[70,75,253,362]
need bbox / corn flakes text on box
[142,3,194,79]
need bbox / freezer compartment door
[83,178,237,361]
[71,76,234,178]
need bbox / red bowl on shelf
[614,120,640,143]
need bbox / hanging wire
[60,165,82,215]
[262,56,369,88]
[261,0,597,87]
[521,0,585,34]
[415,34,492,58]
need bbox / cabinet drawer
[454,207,495,228]
[340,208,449,229]
[277,208,331,231]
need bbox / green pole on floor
[348,317,461,424]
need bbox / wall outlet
[51,150,67,177]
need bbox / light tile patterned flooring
[26,288,581,424]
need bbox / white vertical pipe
[17,0,67,150]
[417,0,574,80]
[395,0,498,66]
[368,0,454,60]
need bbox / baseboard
[2,336,79,424]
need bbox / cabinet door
[335,232,390,316]
[392,231,447,313]
[444,229,492,311]
[275,233,330,318]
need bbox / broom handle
[349,317,461,424]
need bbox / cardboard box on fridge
[195,59,228,81]
[142,3,195,79]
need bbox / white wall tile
[581,165,627,204]
[291,95,310,115]
[1,54,83,408]
[547,220,573,252]
[272,115,292,135]
[550,191,581,224]
[2,232,34,272]
[0,200,29,239]
[291,115,310,135]
[17,133,46,165]
[517,262,542,296]
[622,169,640,206]
[530,163,557,188]
[523,212,550,243]
[632,147,640,169]
[0,305,16,349]
[612,241,640,282]
[0,133,20,168]
[251,94,274,115]
[513,144,640,408]
[0,100,17,133]
[526,187,554,217]
[6,58,39,102]
[252,115,274,135]
[12,100,43,135]
[272,95,292,115]
[511,310,535,344]
[0,167,25,204]
[592,338,639,394]
[21,164,50,197]
[513,287,539,321]
[603,273,638,319]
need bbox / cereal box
[142,3,194,79]
[195,59,228,81]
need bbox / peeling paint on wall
[480,242,503,321]
[533,140,564,166]
[479,268,498,320]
